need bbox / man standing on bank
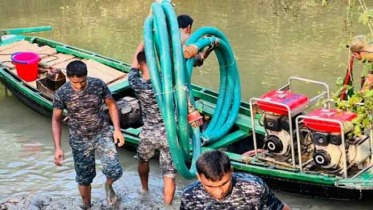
[180,150,291,210]
[52,60,124,209]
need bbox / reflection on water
[1,0,373,209]
[1,0,368,97]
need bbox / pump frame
[249,77,330,169]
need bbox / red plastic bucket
[11,52,40,82]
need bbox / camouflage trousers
[137,128,177,178]
[69,127,123,186]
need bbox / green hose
[143,0,240,179]
[185,27,241,144]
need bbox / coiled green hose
[143,0,240,179]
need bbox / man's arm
[193,40,218,67]
[52,108,64,166]
[105,97,125,147]
[131,42,145,69]
[361,72,373,93]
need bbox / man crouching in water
[52,60,124,209]
[128,43,177,206]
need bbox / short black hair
[196,150,231,181]
[177,15,193,29]
[137,51,146,64]
[66,60,87,77]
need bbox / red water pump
[303,108,370,171]
[258,90,309,156]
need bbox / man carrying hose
[349,35,373,93]
[178,14,193,46]
[178,14,215,67]
[52,60,125,209]
[128,43,177,206]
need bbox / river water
[1,0,373,209]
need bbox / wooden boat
[2,31,373,200]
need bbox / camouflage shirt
[128,68,165,132]
[180,173,285,210]
[53,77,112,136]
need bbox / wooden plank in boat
[26,80,37,88]
[77,60,122,84]
[51,59,114,84]
[35,46,57,59]
[86,67,114,84]
[82,59,125,77]
[0,44,55,69]
[50,59,126,84]
[51,58,81,70]
[0,61,14,69]
[108,75,128,87]
[0,43,42,55]
[7,68,40,89]
[41,53,74,66]
[0,43,41,66]
[0,40,30,52]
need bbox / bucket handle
[11,52,28,64]
[11,52,41,64]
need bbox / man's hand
[282,204,291,210]
[54,148,64,166]
[361,73,373,93]
[113,129,125,147]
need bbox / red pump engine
[304,108,370,171]
[258,90,309,156]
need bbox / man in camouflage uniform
[52,60,125,209]
[178,14,215,67]
[128,43,177,206]
[349,35,373,93]
[180,150,291,210]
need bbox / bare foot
[80,204,91,210]
[104,183,120,206]
[138,187,149,195]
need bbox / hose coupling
[183,44,198,59]
[187,101,203,128]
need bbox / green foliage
[358,9,373,26]
[331,0,373,136]
[334,79,373,136]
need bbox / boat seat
[42,53,75,66]
[109,79,130,93]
